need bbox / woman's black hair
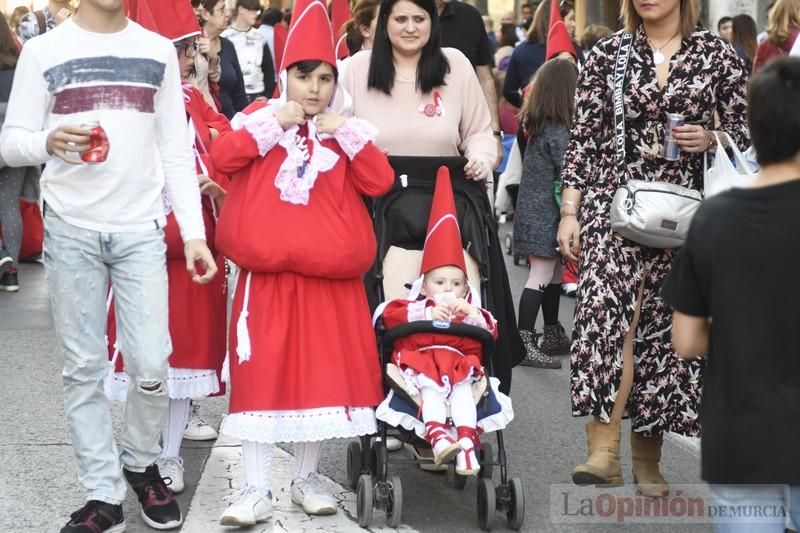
[287,60,339,82]
[367,0,450,95]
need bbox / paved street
[0,229,711,533]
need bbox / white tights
[293,441,323,480]
[421,381,477,429]
[242,440,272,493]
[161,398,191,460]
[240,440,323,494]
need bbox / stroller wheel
[386,475,403,528]
[347,441,363,490]
[504,233,513,255]
[477,478,496,531]
[453,470,468,490]
[507,478,526,530]
[479,442,494,480]
[356,474,374,527]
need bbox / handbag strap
[614,32,634,182]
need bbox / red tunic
[382,298,497,388]
[107,87,230,386]
[212,103,394,414]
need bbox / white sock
[242,440,272,494]
[420,386,447,425]
[450,381,477,431]
[161,398,191,460]
[294,441,323,480]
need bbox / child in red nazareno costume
[376,167,515,477]
[104,0,230,496]
[210,0,393,526]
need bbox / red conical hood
[331,0,351,59]
[545,0,576,61]
[420,166,467,276]
[280,0,337,73]
[125,0,200,42]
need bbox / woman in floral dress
[556,0,749,497]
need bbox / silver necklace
[648,32,680,65]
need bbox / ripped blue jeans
[44,207,171,505]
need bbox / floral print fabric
[561,28,749,436]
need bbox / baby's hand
[430,304,451,322]
[451,299,478,318]
[275,101,306,130]
[315,112,345,135]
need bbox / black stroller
[347,156,526,531]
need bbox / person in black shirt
[436,0,502,167]
[662,57,800,532]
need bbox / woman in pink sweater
[339,0,495,177]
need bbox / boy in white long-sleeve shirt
[0,1,217,531]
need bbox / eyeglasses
[175,40,200,58]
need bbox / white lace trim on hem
[376,377,514,439]
[104,368,220,402]
[221,406,377,444]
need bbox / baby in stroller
[375,167,514,476]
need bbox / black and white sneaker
[0,250,11,277]
[124,464,183,529]
[59,500,125,533]
[0,269,19,292]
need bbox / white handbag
[703,132,758,198]
[608,32,702,249]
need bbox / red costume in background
[106,84,230,400]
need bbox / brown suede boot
[631,432,669,497]
[572,418,623,487]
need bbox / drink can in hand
[661,113,685,161]
[80,121,110,163]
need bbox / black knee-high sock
[518,288,543,331]
[542,283,561,326]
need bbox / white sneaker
[291,473,337,515]
[158,456,185,493]
[386,436,403,452]
[219,486,272,527]
[183,404,218,441]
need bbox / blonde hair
[619,0,700,37]
[766,0,800,46]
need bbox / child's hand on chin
[315,112,345,135]
[276,101,306,130]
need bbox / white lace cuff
[333,117,379,160]
[462,312,488,330]
[244,113,284,156]
[407,300,429,322]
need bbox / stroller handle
[382,321,495,358]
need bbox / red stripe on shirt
[52,86,157,114]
